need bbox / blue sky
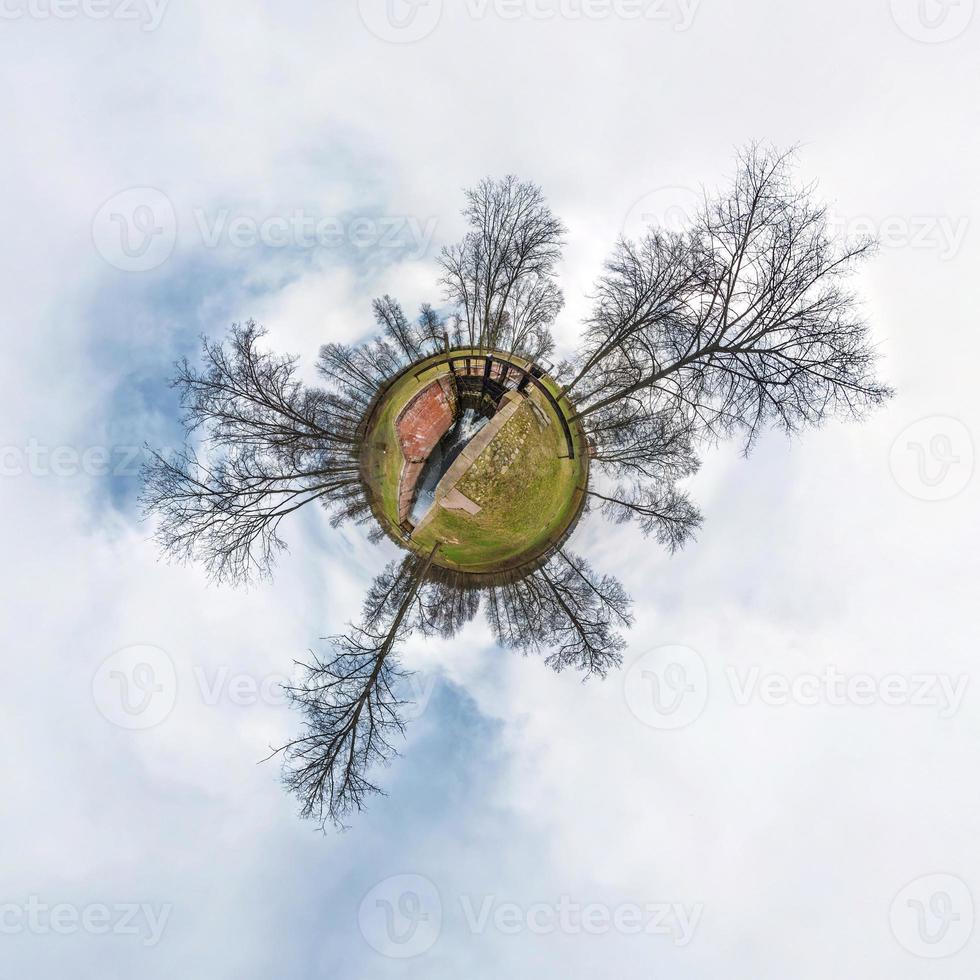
[2,1,979,976]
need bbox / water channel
[408,405,491,525]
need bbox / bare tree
[141,296,455,584]
[585,483,701,552]
[141,162,893,827]
[586,403,700,483]
[562,231,699,401]
[362,554,421,623]
[141,322,370,583]
[486,550,632,678]
[418,302,449,351]
[440,175,565,361]
[416,582,482,638]
[569,145,893,451]
[372,294,446,363]
[273,545,439,828]
[372,294,421,361]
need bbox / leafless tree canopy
[486,550,632,678]
[140,322,369,583]
[141,298,451,582]
[273,545,631,826]
[439,175,565,362]
[569,146,892,445]
[273,545,439,827]
[565,144,892,546]
[142,149,892,826]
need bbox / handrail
[417,351,576,459]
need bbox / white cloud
[2,1,978,976]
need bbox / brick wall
[395,377,456,522]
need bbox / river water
[409,407,490,525]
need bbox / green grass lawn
[361,355,454,528]
[360,350,588,573]
[410,395,587,572]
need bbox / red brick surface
[396,377,455,521]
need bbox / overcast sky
[2,0,979,976]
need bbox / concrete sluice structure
[358,348,589,585]
[396,364,518,527]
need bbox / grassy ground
[360,350,588,573]
[361,355,454,528]
[362,348,536,527]
[410,395,586,572]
